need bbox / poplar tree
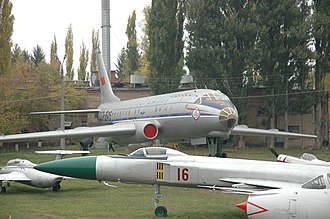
[77,41,89,81]
[90,29,100,72]
[125,10,140,79]
[0,0,14,75]
[50,35,59,67]
[65,24,74,80]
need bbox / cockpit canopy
[194,91,230,105]
[7,158,34,167]
[129,147,187,158]
[302,173,330,189]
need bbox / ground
[0,145,329,218]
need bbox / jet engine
[111,121,160,144]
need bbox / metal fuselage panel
[97,89,237,144]
[247,189,330,219]
[95,155,330,188]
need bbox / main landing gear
[207,137,228,158]
[51,182,61,192]
[0,186,6,193]
[0,182,9,194]
[154,184,167,217]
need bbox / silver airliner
[0,49,316,154]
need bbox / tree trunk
[314,102,322,149]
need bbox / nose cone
[219,107,238,130]
[34,156,97,180]
[236,201,247,211]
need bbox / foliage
[186,0,256,122]
[65,24,74,80]
[90,28,100,72]
[146,0,185,94]
[115,47,127,82]
[31,45,45,66]
[0,0,14,75]
[125,10,140,80]
[138,5,151,77]
[77,41,89,81]
[49,35,60,68]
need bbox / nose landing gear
[154,184,167,217]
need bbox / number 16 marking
[177,168,189,181]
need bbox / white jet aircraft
[232,173,330,219]
[34,147,330,217]
[0,49,316,157]
[0,150,89,193]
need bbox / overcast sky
[11,0,151,72]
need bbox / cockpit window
[130,149,145,157]
[327,173,330,185]
[145,147,167,155]
[302,175,326,189]
[194,92,229,104]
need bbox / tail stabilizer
[96,49,120,104]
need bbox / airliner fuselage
[98,89,238,144]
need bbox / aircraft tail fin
[96,49,120,104]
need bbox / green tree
[90,29,100,72]
[186,0,256,120]
[147,0,185,94]
[115,47,127,82]
[125,10,140,79]
[138,5,151,77]
[252,0,313,147]
[50,35,59,68]
[31,45,45,66]
[0,0,14,75]
[65,24,74,80]
[310,0,330,148]
[77,41,89,81]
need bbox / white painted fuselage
[96,155,330,187]
[97,89,238,144]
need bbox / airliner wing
[0,124,136,143]
[30,109,100,115]
[0,172,31,182]
[231,125,316,138]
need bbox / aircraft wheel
[0,186,6,193]
[155,206,167,217]
[52,183,61,192]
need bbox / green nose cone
[34,156,97,180]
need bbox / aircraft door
[288,199,297,219]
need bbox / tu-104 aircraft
[0,49,316,156]
[34,147,330,217]
[0,150,89,193]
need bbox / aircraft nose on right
[34,156,97,180]
[219,107,238,130]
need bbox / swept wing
[231,125,316,138]
[0,123,135,143]
[0,171,31,182]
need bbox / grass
[1,145,330,219]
